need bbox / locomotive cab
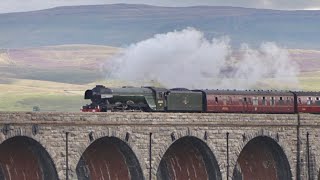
[144,87,168,111]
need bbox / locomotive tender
[82,85,320,114]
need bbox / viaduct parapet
[0,112,319,180]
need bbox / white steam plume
[102,28,300,90]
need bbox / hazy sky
[1,0,320,13]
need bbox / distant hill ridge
[0,4,319,49]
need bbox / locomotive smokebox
[84,90,93,99]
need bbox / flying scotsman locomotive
[82,85,320,114]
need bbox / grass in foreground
[0,79,90,112]
[0,92,88,112]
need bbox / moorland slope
[0,4,319,49]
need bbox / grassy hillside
[0,45,119,84]
[0,79,88,111]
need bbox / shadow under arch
[76,136,144,180]
[0,136,58,180]
[232,136,292,180]
[157,136,222,180]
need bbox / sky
[1,0,320,14]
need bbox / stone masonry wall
[0,112,319,180]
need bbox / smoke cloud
[102,28,300,90]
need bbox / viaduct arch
[232,136,292,180]
[157,136,222,180]
[76,136,144,180]
[0,135,58,180]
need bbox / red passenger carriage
[294,92,320,113]
[201,90,295,113]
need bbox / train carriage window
[238,97,243,104]
[223,96,227,105]
[262,97,266,105]
[298,98,302,104]
[243,97,247,103]
[315,97,320,105]
[248,98,252,104]
[279,97,284,105]
[271,97,275,106]
[307,97,312,105]
[228,96,232,104]
[286,97,290,104]
[215,97,218,104]
[253,97,258,105]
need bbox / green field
[0,93,87,112]
[0,78,91,112]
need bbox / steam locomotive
[82,85,320,113]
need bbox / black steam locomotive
[82,85,320,114]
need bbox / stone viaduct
[0,112,319,180]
